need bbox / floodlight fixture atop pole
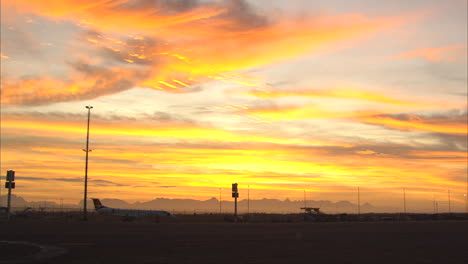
[83,105,93,221]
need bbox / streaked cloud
[242,104,381,121]
[394,43,467,62]
[2,109,466,202]
[358,111,467,135]
[1,111,351,147]
[246,87,417,105]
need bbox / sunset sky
[1,0,467,212]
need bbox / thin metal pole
[303,190,306,208]
[403,188,406,214]
[247,185,250,215]
[7,179,12,220]
[219,188,222,214]
[0,171,2,206]
[448,189,451,213]
[83,106,93,221]
[358,186,361,216]
[432,190,436,214]
[234,196,237,222]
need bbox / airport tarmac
[1,220,467,264]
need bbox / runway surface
[1,220,467,264]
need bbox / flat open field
[1,220,467,264]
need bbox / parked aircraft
[91,198,173,219]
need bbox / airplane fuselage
[91,198,173,218]
[96,207,172,217]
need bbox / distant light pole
[465,193,468,214]
[357,186,360,216]
[247,185,250,215]
[0,171,2,206]
[447,189,451,213]
[303,190,307,208]
[403,188,406,214]
[83,105,93,221]
[219,188,222,214]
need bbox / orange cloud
[358,113,467,135]
[4,0,226,32]
[1,0,417,106]
[0,65,147,106]
[394,43,467,62]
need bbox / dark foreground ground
[1,219,467,264]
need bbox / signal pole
[232,183,239,222]
[5,170,15,220]
[83,106,93,221]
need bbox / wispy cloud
[241,104,382,121]
[1,111,350,147]
[357,111,467,135]
[246,87,416,105]
[394,43,467,62]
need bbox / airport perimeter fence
[2,206,467,223]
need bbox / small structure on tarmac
[300,207,321,214]
[301,207,324,222]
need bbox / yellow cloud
[247,88,416,106]
[243,104,382,121]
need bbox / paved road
[1,220,467,264]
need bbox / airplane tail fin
[91,198,106,210]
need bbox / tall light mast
[83,105,93,220]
